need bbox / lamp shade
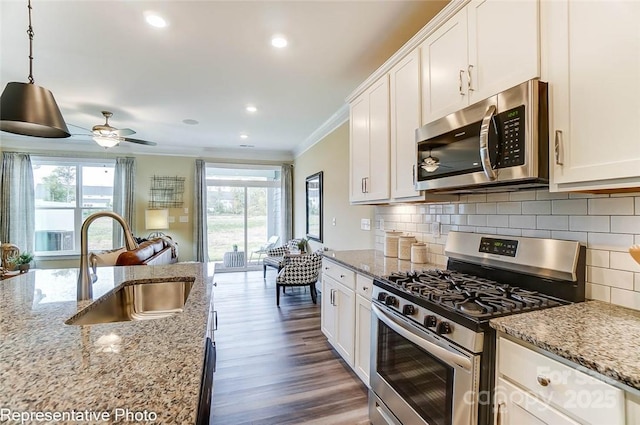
[0,82,70,138]
[93,135,120,148]
[145,209,169,230]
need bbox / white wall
[376,190,640,312]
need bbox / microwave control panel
[494,105,525,168]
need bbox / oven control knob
[436,321,452,335]
[424,315,437,328]
[377,292,388,302]
[385,296,398,307]
[402,305,416,316]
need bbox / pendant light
[0,0,70,138]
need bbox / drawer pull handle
[537,375,550,387]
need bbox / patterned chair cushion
[276,251,323,285]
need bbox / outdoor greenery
[207,214,268,262]
[42,166,75,203]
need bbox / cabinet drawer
[322,259,355,290]
[498,337,624,425]
[356,274,373,299]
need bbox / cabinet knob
[536,375,550,387]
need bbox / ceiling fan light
[0,82,70,138]
[93,135,120,148]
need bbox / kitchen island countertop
[0,262,210,423]
[490,300,640,392]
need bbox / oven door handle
[479,104,498,181]
[372,304,472,370]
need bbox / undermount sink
[66,277,195,326]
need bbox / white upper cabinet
[544,0,640,191]
[390,49,422,200]
[421,0,539,124]
[349,75,390,203]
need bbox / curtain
[280,164,293,243]
[112,157,136,248]
[194,159,209,262]
[0,152,35,252]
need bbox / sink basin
[66,277,195,326]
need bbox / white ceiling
[0,0,447,160]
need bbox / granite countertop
[323,249,439,278]
[0,263,210,423]
[491,300,640,392]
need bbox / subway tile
[552,199,587,215]
[476,202,497,214]
[497,228,522,237]
[468,215,488,226]
[611,216,640,234]
[569,192,609,199]
[467,194,487,203]
[458,204,476,214]
[509,190,537,201]
[487,215,510,228]
[636,273,640,291]
[536,215,569,230]
[486,193,510,202]
[457,195,469,203]
[611,288,640,311]
[522,201,551,215]
[588,232,634,252]
[476,227,497,234]
[404,223,417,232]
[588,197,634,215]
[441,225,456,235]
[430,244,444,255]
[458,225,475,232]
[588,266,634,290]
[569,216,610,233]
[411,214,423,224]
[611,192,640,197]
[509,215,536,229]
[636,197,640,214]
[536,190,568,200]
[521,229,551,238]
[636,235,640,245]
[497,202,522,215]
[586,249,609,268]
[451,215,467,225]
[551,231,588,244]
[443,204,457,214]
[436,215,451,225]
[586,283,611,303]
[610,251,640,273]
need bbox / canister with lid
[411,243,428,264]
[384,231,403,257]
[398,235,417,260]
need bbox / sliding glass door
[206,165,281,272]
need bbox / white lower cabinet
[321,258,371,386]
[496,336,625,425]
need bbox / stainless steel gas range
[369,231,586,425]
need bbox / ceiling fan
[72,111,157,148]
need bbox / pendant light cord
[27,0,34,84]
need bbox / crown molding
[293,103,349,158]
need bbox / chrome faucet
[77,211,138,301]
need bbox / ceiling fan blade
[114,128,136,137]
[122,137,157,146]
[67,123,93,133]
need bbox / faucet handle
[89,254,98,283]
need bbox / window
[32,157,115,255]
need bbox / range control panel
[495,105,526,168]
[479,237,518,257]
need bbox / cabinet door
[546,0,640,190]
[334,282,355,366]
[320,276,337,342]
[354,293,371,387]
[390,49,422,200]
[366,75,391,201]
[467,0,539,104]
[421,7,469,124]
[349,94,370,202]
[496,378,580,425]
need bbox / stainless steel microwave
[415,79,548,193]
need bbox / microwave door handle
[479,105,498,181]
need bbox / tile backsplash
[374,189,640,311]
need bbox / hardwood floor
[211,270,370,425]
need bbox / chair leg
[276,284,281,307]
[263,264,267,278]
[310,283,317,304]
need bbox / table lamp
[145,209,169,238]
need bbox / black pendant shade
[0,82,70,138]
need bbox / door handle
[459,70,465,96]
[554,130,564,166]
[467,65,474,92]
[479,105,498,181]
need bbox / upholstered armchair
[262,238,303,278]
[275,250,322,306]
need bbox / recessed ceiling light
[240,133,249,139]
[245,105,257,113]
[240,144,255,148]
[144,12,168,28]
[182,119,199,125]
[271,36,288,48]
